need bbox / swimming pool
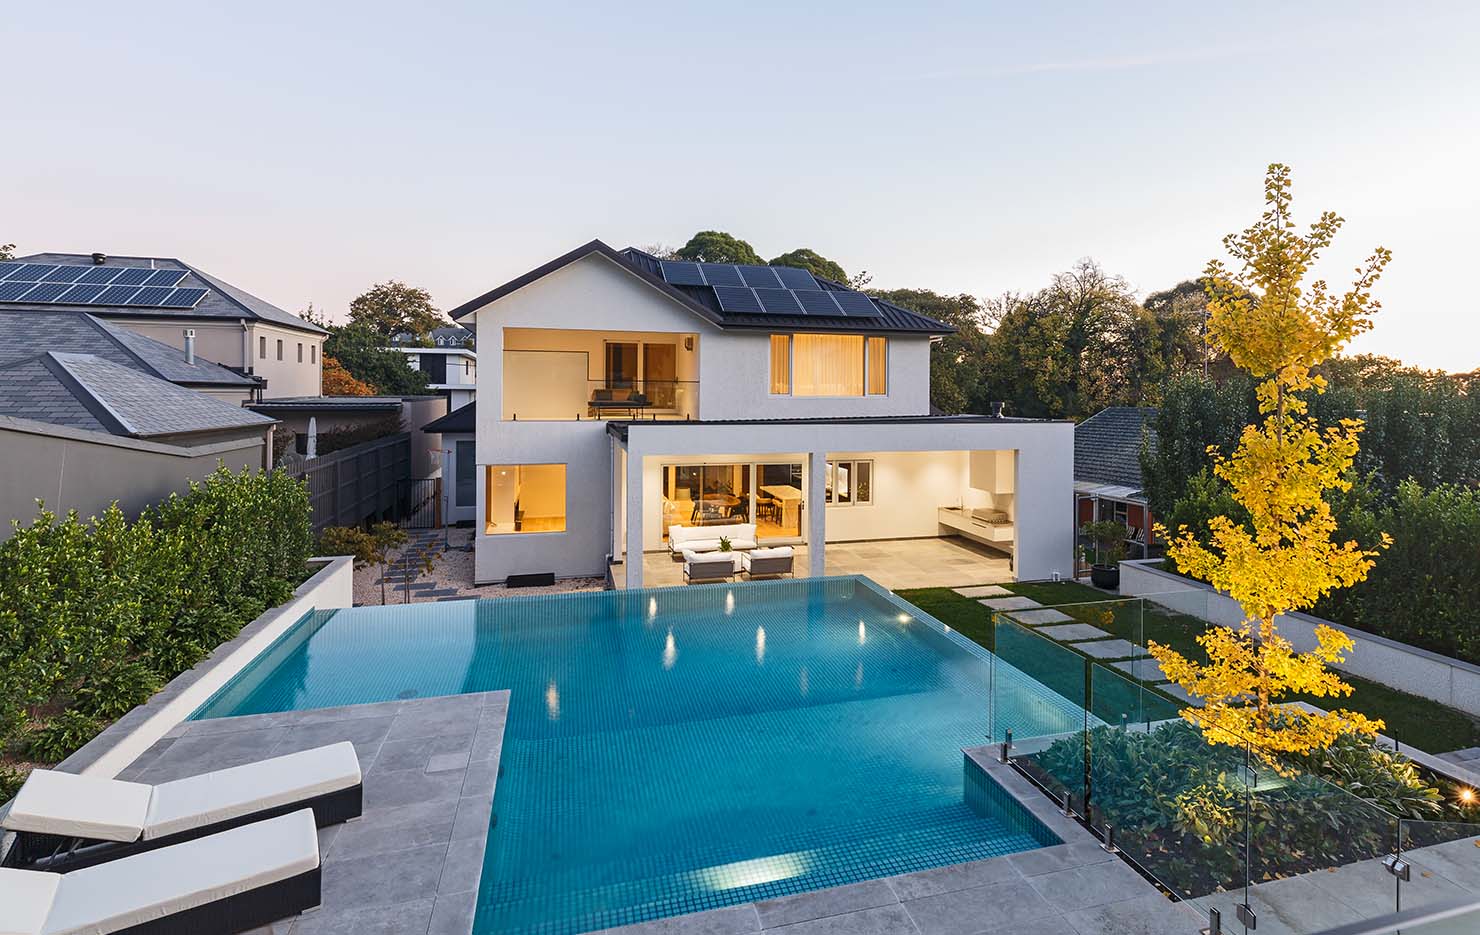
[194,577,1082,934]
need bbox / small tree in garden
[1148,164,1393,761]
[320,522,408,605]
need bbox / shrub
[314,415,405,456]
[0,763,25,803]
[27,710,102,764]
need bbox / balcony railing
[503,378,699,422]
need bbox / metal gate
[397,477,442,529]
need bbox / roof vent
[989,401,1005,418]
[91,252,107,265]
[183,328,196,365]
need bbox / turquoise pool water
[194,577,1082,935]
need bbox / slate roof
[0,310,254,387]
[423,400,475,434]
[0,352,275,438]
[8,253,326,335]
[393,326,475,348]
[445,239,954,336]
[1074,406,1158,491]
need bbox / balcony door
[644,343,676,408]
[605,342,639,388]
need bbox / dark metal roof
[423,400,475,434]
[606,412,1061,441]
[248,395,408,412]
[10,253,327,335]
[0,309,254,386]
[1074,406,1158,490]
[445,239,954,336]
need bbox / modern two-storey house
[448,240,1074,588]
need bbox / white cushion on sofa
[143,742,360,840]
[728,539,758,550]
[749,546,794,560]
[43,809,320,935]
[0,868,59,935]
[4,771,151,843]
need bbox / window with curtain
[866,337,887,395]
[769,335,791,394]
[793,333,865,396]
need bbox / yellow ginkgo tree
[1148,163,1393,760]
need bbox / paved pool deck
[114,690,510,935]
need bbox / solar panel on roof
[739,266,782,288]
[699,264,744,287]
[773,266,818,290]
[93,285,142,305]
[658,260,705,286]
[126,286,173,306]
[41,265,91,283]
[144,269,187,287]
[831,291,879,317]
[109,268,154,286]
[0,263,22,279]
[57,283,108,304]
[755,288,803,314]
[77,266,123,284]
[713,285,763,313]
[7,263,56,281]
[160,287,208,308]
[19,283,71,303]
[795,290,843,315]
[0,281,36,301]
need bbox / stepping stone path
[980,596,1042,612]
[1111,657,1167,682]
[1156,682,1201,706]
[953,585,1013,598]
[1036,623,1113,642]
[1074,639,1146,660]
[1009,608,1074,626]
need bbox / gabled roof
[422,400,475,434]
[1074,406,1158,491]
[9,253,326,335]
[0,309,255,387]
[446,239,954,335]
[0,352,275,438]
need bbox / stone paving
[114,690,510,935]
[1035,622,1113,642]
[591,746,1205,935]
[980,595,1043,612]
[951,585,1012,599]
[1008,608,1074,625]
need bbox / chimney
[183,328,196,365]
[91,252,107,266]
[989,401,1005,418]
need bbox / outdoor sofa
[741,546,794,580]
[667,523,757,557]
[682,549,738,584]
[2,742,361,873]
[1,808,320,935]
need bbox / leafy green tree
[0,242,14,260]
[675,231,764,265]
[1140,373,1259,519]
[768,248,849,284]
[871,289,989,414]
[348,281,446,339]
[324,323,430,395]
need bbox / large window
[770,334,887,397]
[485,464,566,535]
[826,460,873,505]
[661,461,803,541]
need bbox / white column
[625,449,645,589]
[610,437,623,559]
[807,450,827,578]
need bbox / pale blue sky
[3,1,1477,369]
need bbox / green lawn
[894,581,1480,754]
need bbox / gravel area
[350,527,605,606]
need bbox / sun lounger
[1,808,320,935]
[3,742,360,873]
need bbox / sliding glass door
[660,461,803,542]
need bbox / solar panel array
[0,262,208,309]
[658,260,880,318]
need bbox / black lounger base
[5,783,361,873]
[115,866,321,935]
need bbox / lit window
[793,334,864,396]
[769,335,790,394]
[485,464,566,535]
[826,460,873,505]
[867,337,887,395]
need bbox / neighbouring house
[394,325,475,349]
[0,314,278,531]
[422,400,476,526]
[1073,406,1159,566]
[383,342,477,409]
[447,239,1074,587]
[1,252,327,397]
[247,395,449,480]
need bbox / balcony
[503,349,698,421]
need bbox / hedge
[0,465,311,795]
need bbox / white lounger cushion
[41,809,320,935]
[4,772,152,843]
[744,546,794,563]
[0,869,60,935]
[143,741,360,840]
[683,549,736,567]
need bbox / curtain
[867,337,888,395]
[769,334,791,394]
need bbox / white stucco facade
[459,246,1074,586]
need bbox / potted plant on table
[1080,520,1127,590]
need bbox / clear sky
[4,1,1477,369]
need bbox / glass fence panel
[991,615,1087,811]
[1398,817,1480,917]
[1089,657,1183,732]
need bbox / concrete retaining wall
[1121,558,1480,718]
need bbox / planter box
[1119,558,1480,719]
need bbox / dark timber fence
[281,432,413,534]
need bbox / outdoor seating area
[666,522,758,556]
